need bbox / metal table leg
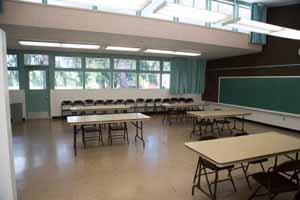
[73,125,78,156]
[132,121,145,147]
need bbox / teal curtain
[170,58,206,95]
[0,0,3,14]
[250,3,267,45]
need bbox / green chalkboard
[219,77,300,115]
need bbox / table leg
[73,125,78,157]
[132,121,145,147]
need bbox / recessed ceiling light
[154,1,231,23]
[144,49,201,56]
[105,46,141,52]
[18,41,100,49]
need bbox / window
[139,73,160,89]
[211,0,234,31]
[86,57,110,69]
[7,54,18,67]
[8,71,20,90]
[162,74,170,89]
[113,72,137,88]
[55,71,83,89]
[238,5,251,33]
[163,61,171,72]
[85,72,111,89]
[179,0,206,26]
[29,71,46,90]
[55,56,82,68]
[140,60,160,71]
[114,59,136,70]
[24,54,49,65]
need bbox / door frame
[25,66,50,119]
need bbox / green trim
[208,64,300,71]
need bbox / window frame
[7,53,20,90]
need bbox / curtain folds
[250,3,268,45]
[170,57,206,95]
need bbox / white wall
[9,90,26,118]
[50,89,202,117]
[207,102,300,131]
[0,30,17,200]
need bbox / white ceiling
[242,0,300,6]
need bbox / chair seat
[110,125,126,131]
[252,172,299,193]
[83,126,100,132]
[249,158,268,164]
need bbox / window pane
[139,73,160,89]
[140,60,160,71]
[55,56,82,68]
[162,74,170,89]
[86,57,110,69]
[29,70,46,90]
[24,54,49,65]
[114,59,136,70]
[211,1,234,31]
[7,55,17,67]
[163,62,171,71]
[55,71,83,89]
[85,72,111,89]
[113,72,137,88]
[8,71,19,90]
[238,6,251,33]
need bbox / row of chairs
[61,97,194,117]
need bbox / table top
[161,102,207,108]
[187,109,251,118]
[67,113,150,126]
[69,104,132,111]
[185,132,300,167]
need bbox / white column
[0,29,17,200]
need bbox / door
[25,68,50,119]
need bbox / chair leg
[125,123,129,144]
[212,170,219,200]
[81,126,86,148]
[227,168,237,192]
[260,162,265,172]
[248,185,262,200]
[241,163,252,189]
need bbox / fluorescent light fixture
[18,41,60,47]
[61,43,100,49]
[269,28,300,40]
[223,18,283,34]
[69,0,152,11]
[175,51,201,56]
[154,1,231,23]
[105,46,140,52]
[144,49,201,56]
[144,49,175,55]
[223,17,300,40]
[19,41,100,49]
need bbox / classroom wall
[203,4,300,130]
[50,89,202,117]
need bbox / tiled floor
[12,115,299,200]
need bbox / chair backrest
[85,99,94,105]
[154,98,162,103]
[73,100,85,106]
[171,98,178,102]
[95,100,104,105]
[146,99,153,103]
[115,99,125,104]
[178,98,186,102]
[199,135,218,141]
[61,100,72,105]
[275,160,300,173]
[162,98,170,103]
[185,98,194,103]
[125,99,135,104]
[136,98,144,103]
[104,99,114,105]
